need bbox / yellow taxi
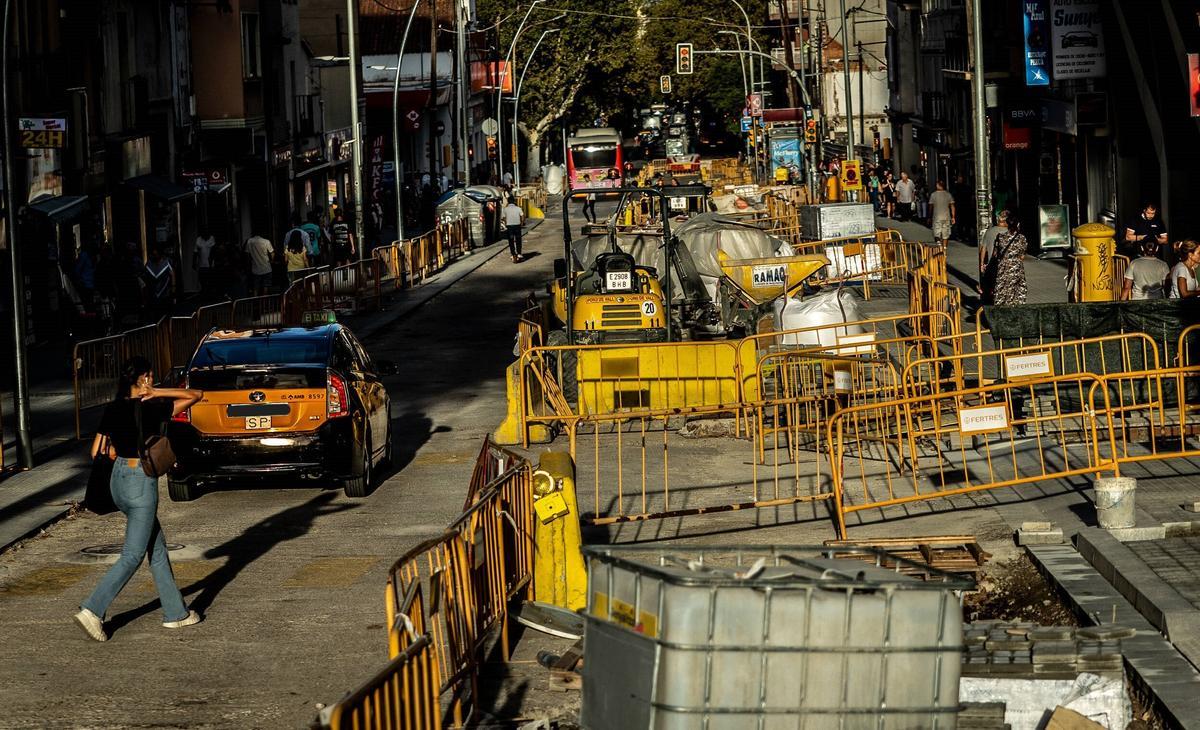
[167,323,394,500]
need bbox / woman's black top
[98,398,173,459]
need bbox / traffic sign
[481,117,499,136]
[748,93,763,117]
[840,159,863,191]
[740,116,752,133]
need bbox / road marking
[0,565,95,596]
[282,557,382,588]
[412,451,476,465]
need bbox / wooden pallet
[822,535,991,581]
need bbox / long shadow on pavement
[106,492,357,631]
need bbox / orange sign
[470,62,513,93]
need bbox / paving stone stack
[962,621,1132,680]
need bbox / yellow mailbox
[1072,222,1117,302]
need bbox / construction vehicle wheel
[546,331,579,406]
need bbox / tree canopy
[475,0,764,145]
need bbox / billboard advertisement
[1050,0,1105,80]
[1023,0,1051,86]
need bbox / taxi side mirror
[376,360,399,377]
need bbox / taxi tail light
[328,372,350,418]
[172,374,191,422]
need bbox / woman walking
[74,357,204,642]
[1170,240,1200,299]
[989,217,1029,306]
[880,171,896,219]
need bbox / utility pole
[2,0,32,468]
[455,0,468,183]
[392,0,423,242]
[428,0,439,183]
[966,0,992,241]
[345,0,366,245]
[839,0,854,163]
[857,40,865,153]
[777,0,796,108]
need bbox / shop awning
[27,194,89,223]
[125,175,193,203]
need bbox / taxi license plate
[606,271,631,290]
[245,415,272,430]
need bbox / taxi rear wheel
[168,477,196,502]
[343,430,372,498]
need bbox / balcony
[921,91,947,126]
[295,93,321,138]
[767,0,801,22]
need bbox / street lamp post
[512,27,559,189]
[497,0,545,184]
[967,0,992,242]
[391,0,423,242]
[1,0,32,468]
[716,30,749,104]
[345,0,366,246]
[839,0,855,166]
[726,0,756,183]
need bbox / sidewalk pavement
[877,215,1071,307]
[0,223,529,554]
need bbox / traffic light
[660,75,672,94]
[486,136,497,158]
[804,119,818,143]
[676,43,694,75]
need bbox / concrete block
[1016,526,1065,546]
[1021,521,1054,532]
[1106,525,1165,541]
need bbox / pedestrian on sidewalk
[143,247,175,321]
[285,233,310,283]
[580,175,597,223]
[867,169,881,212]
[929,180,956,248]
[895,172,916,221]
[1169,240,1200,299]
[978,210,1008,305]
[74,357,204,642]
[244,233,275,295]
[880,170,896,219]
[330,211,356,266]
[915,172,930,223]
[503,198,525,263]
[193,226,217,298]
[1122,240,1170,300]
[301,212,325,266]
[1123,202,1168,260]
[989,217,1028,306]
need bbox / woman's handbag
[84,436,117,514]
[135,401,177,478]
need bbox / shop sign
[1039,204,1071,250]
[1023,0,1051,87]
[325,128,354,163]
[1002,121,1032,150]
[18,117,67,149]
[1050,0,1105,80]
[272,145,293,168]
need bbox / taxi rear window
[191,338,330,368]
[188,367,326,390]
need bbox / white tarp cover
[672,213,796,300]
[773,289,865,346]
[542,165,565,195]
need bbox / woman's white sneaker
[163,610,202,629]
[74,608,108,642]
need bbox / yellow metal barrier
[325,630,441,730]
[568,400,835,526]
[383,440,533,725]
[902,333,1162,400]
[828,373,1119,537]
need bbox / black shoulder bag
[135,400,177,478]
[84,434,117,514]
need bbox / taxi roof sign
[302,309,338,325]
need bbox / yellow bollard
[531,451,587,611]
[1072,222,1118,301]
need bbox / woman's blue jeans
[81,460,188,622]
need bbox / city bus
[566,127,623,190]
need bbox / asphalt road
[0,206,563,729]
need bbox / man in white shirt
[193,226,217,294]
[503,199,525,262]
[894,171,916,221]
[245,234,275,295]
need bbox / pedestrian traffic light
[486,136,497,158]
[660,75,672,94]
[804,119,817,143]
[676,43,694,75]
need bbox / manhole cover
[81,543,185,556]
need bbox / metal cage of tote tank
[581,545,969,730]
